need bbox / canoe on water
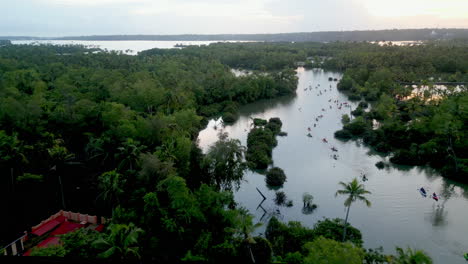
[419,189,427,197]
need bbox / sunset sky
[1,0,467,36]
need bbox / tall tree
[204,131,246,191]
[92,223,144,260]
[335,178,371,242]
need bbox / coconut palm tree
[335,178,371,242]
[393,247,432,264]
[98,170,126,208]
[228,208,262,263]
[92,223,144,260]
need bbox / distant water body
[11,40,250,55]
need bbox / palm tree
[393,247,432,264]
[98,170,126,207]
[335,178,371,242]
[92,223,144,260]
[229,208,262,263]
[115,138,145,171]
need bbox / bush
[334,129,352,140]
[284,251,304,264]
[265,217,315,257]
[246,118,283,169]
[303,237,365,264]
[375,161,385,169]
[313,218,363,247]
[246,142,272,169]
[358,101,369,108]
[17,173,44,184]
[351,107,364,116]
[222,112,237,123]
[275,191,287,205]
[337,75,354,91]
[390,149,420,166]
[30,245,66,257]
[253,118,268,126]
[344,117,369,136]
[348,93,362,101]
[374,142,391,153]
[266,167,287,187]
[341,114,351,125]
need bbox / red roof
[50,221,83,236]
[95,224,105,232]
[37,236,61,248]
[31,219,61,236]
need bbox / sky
[1,0,467,36]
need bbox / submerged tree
[204,131,246,191]
[335,178,371,242]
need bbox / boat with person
[419,187,427,197]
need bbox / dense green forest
[2,40,466,263]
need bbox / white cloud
[358,0,468,19]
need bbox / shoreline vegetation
[1,39,465,262]
[2,28,468,42]
[246,117,285,170]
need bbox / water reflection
[237,94,296,117]
[425,204,448,227]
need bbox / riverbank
[198,68,468,264]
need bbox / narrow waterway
[198,68,468,264]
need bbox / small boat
[419,188,427,197]
[322,138,328,143]
[331,147,338,152]
[308,127,311,131]
[307,133,313,137]
[432,193,439,201]
[333,154,338,160]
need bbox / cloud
[358,0,468,19]
[1,0,467,36]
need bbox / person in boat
[420,187,426,195]
[308,127,311,131]
[362,175,367,181]
[432,193,439,201]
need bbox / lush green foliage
[0,42,444,262]
[246,118,283,169]
[30,244,66,257]
[266,167,287,187]
[330,41,468,181]
[303,236,365,264]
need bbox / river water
[198,68,468,263]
